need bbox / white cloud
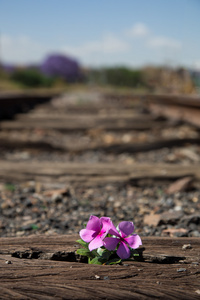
[1,34,49,64]
[63,34,129,57]
[1,33,130,67]
[125,23,149,38]
[1,33,130,66]
[192,60,200,70]
[148,36,182,50]
[1,28,184,68]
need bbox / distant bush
[11,68,55,88]
[88,67,145,88]
[190,70,200,90]
[40,54,82,82]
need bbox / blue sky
[0,0,200,69]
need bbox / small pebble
[190,230,200,237]
[5,260,12,264]
[182,244,192,250]
[192,197,198,203]
[177,268,187,272]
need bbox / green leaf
[105,258,122,265]
[100,249,112,261]
[91,249,99,257]
[76,239,89,249]
[89,257,103,265]
[76,248,93,258]
[130,249,139,257]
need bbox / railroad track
[0,89,200,186]
[145,93,200,127]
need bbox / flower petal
[89,235,104,251]
[86,215,101,232]
[104,237,119,251]
[117,241,130,259]
[119,221,134,238]
[124,234,142,249]
[101,217,119,236]
[80,229,97,243]
[99,229,108,240]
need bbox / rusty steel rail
[143,94,200,128]
[144,94,200,108]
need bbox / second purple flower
[103,221,142,259]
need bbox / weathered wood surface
[0,235,200,299]
[93,138,200,154]
[0,117,165,131]
[1,135,200,153]
[16,110,152,119]
[0,160,200,185]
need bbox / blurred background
[0,0,200,239]
[0,0,200,93]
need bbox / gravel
[0,179,199,238]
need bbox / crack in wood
[12,250,44,259]
[10,246,187,265]
[144,255,186,264]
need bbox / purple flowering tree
[40,53,82,82]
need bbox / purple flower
[80,215,116,251]
[104,221,142,260]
